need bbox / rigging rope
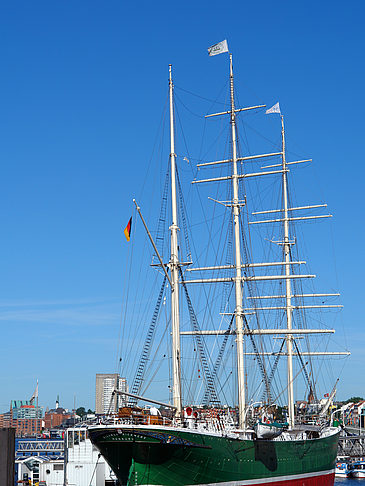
[154,166,170,260]
[293,338,316,399]
[130,275,167,403]
[260,339,285,404]
[202,313,234,406]
[176,166,192,263]
[88,453,101,486]
[179,268,221,406]
[239,214,272,404]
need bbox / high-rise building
[95,374,128,414]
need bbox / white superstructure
[65,427,117,486]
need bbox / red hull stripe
[143,470,335,486]
[185,469,335,486]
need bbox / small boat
[255,420,288,439]
[335,461,351,478]
[349,461,365,478]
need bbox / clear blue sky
[0,0,364,412]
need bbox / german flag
[124,217,132,242]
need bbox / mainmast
[281,115,295,428]
[168,65,182,417]
[229,54,246,429]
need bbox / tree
[75,407,94,417]
[344,396,364,404]
[76,406,86,417]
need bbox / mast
[229,54,246,429]
[168,65,182,417]
[281,115,295,428]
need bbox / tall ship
[88,42,348,485]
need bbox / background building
[11,400,42,420]
[44,407,71,429]
[95,374,128,414]
[0,412,11,428]
[10,401,43,437]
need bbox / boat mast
[168,65,182,417]
[229,54,246,429]
[281,115,295,428]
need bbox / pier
[338,428,365,459]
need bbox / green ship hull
[88,424,339,485]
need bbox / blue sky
[0,0,364,412]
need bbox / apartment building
[95,374,128,414]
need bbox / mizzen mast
[168,65,182,416]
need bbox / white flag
[266,102,281,114]
[208,39,229,56]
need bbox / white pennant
[266,102,281,114]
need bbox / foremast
[168,65,182,417]
[229,54,246,429]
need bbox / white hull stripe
[141,468,334,486]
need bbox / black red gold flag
[124,217,132,242]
